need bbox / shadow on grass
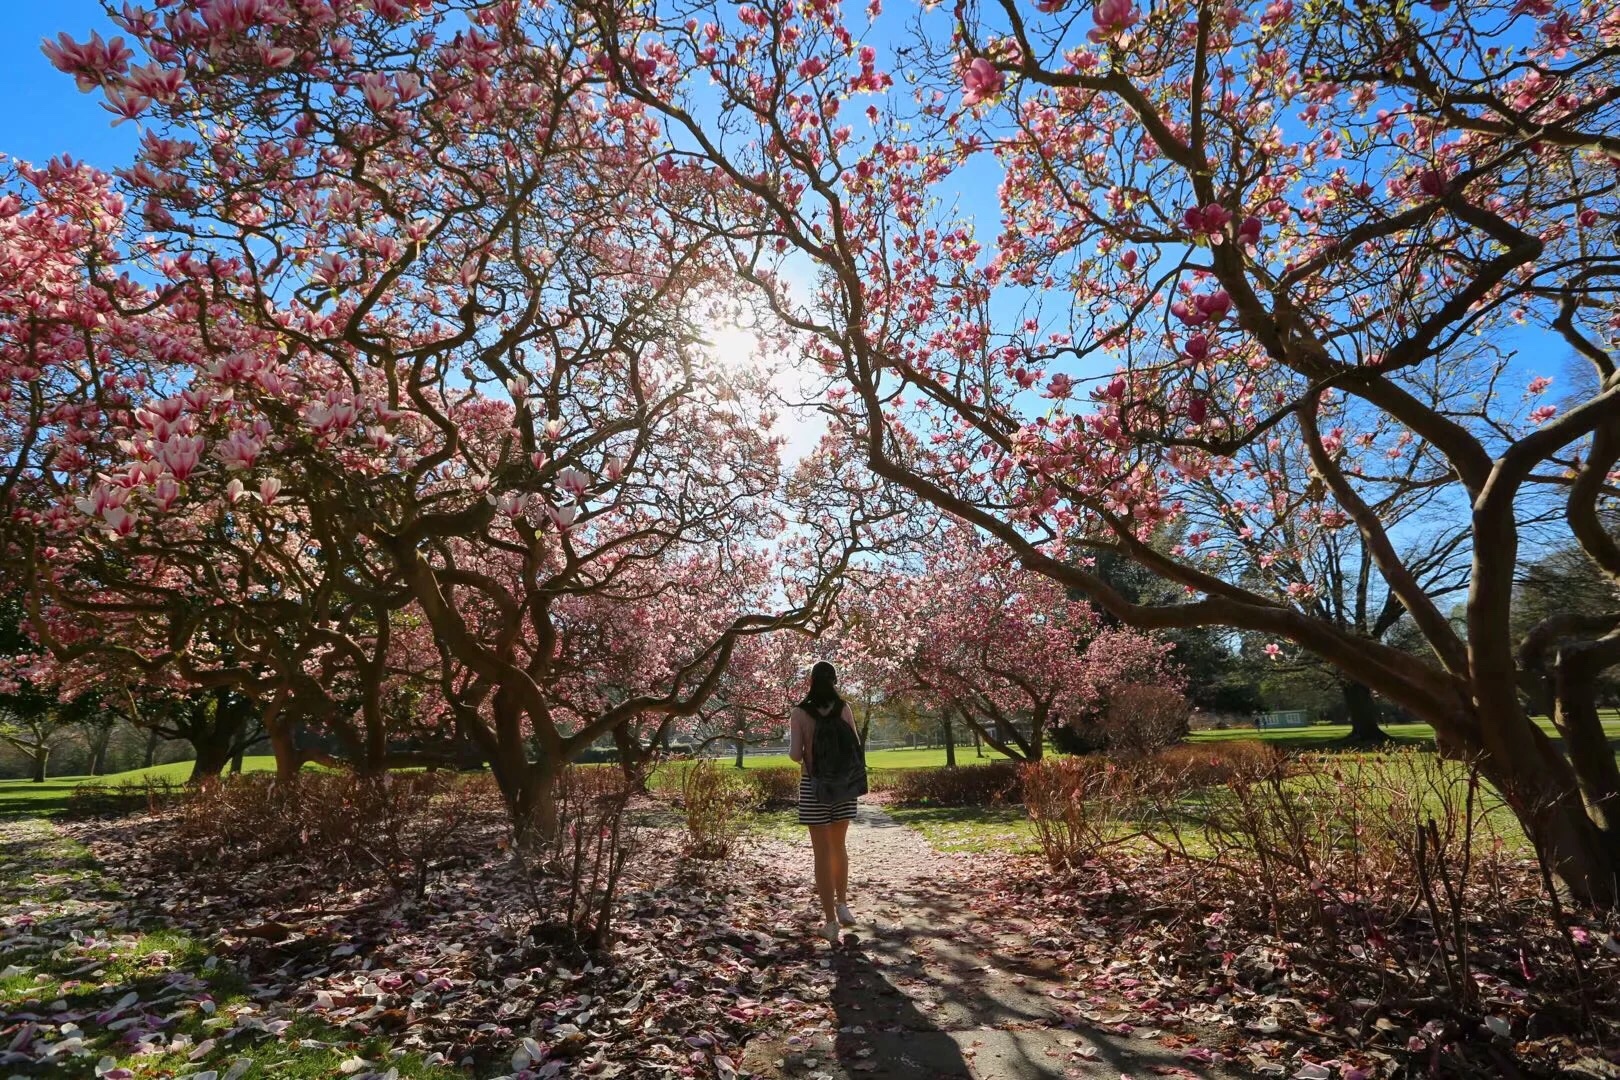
[0,778,86,819]
[881,804,1034,855]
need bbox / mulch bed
[967,850,1620,1079]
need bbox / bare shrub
[1195,750,1525,997]
[161,771,499,898]
[65,777,184,818]
[1151,740,1281,787]
[736,766,801,809]
[679,759,759,859]
[1100,683,1192,757]
[1020,756,1138,869]
[518,764,639,953]
[884,761,1023,806]
[1010,746,1620,1051]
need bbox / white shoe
[820,920,841,943]
[836,903,857,926]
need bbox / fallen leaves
[955,842,1620,1080]
[4,804,862,1078]
[10,788,1620,1080]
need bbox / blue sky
[0,1,140,170]
[0,2,1573,436]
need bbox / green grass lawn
[0,756,285,818]
[884,804,1037,854]
[721,716,1620,764]
[727,746,975,770]
[1189,715,1620,749]
[14,715,1616,823]
[1189,722,1438,748]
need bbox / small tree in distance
[852,527,1180,761]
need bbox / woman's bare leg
[808,824,837,923]
[830,818,851,904]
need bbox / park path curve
[739,804,1239,1080]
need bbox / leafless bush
[160,771,499,898]
[1021,741,1284,872]
[1020,756,1139,869]
[1192,751,1537,1011]
[1099,683,1192,757]
[736,766,801,809]
[884,761,1023,806]
[679,759,759,859]
[65,777,184,818]
[516,765,638,953]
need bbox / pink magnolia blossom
[492,492,530,519]
[258,477,282,506]
[1236,216,1263,249]
[305,400,359,437]
[73,484,130,520]
[556,466,591,500]
[545,502,579,532]
[151,476,181,512]
[1182,203,1232,243]
[1088,0,1140,43]
[101,88,152,124]
[215,432,261,471]
[39,31,132,92]
[961,58,1004,107]
[158,436,205,481]
[358,72,398,112]
[101,505,138,536]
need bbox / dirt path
[740,805,1237,1080]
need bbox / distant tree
[1518,542,1620,715]
[73,706,117,777]
[861,529,1180,761]
[0,592,65,782]
[1085,548,1260,717]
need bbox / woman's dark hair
[799,660,842,712]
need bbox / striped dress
[791,702,860,825]
[797,772,858,825]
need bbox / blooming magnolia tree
[7,0,874,836]
[855,528,1177,760]
[601,0,1620,905]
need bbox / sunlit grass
[0,757,312,818]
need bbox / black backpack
[808,701,868,803]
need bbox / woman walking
[788,661,868,943]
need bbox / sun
[703,322,763,371]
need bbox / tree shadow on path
[741,805,1237,1078]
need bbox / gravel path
[740,804,1238,1080]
